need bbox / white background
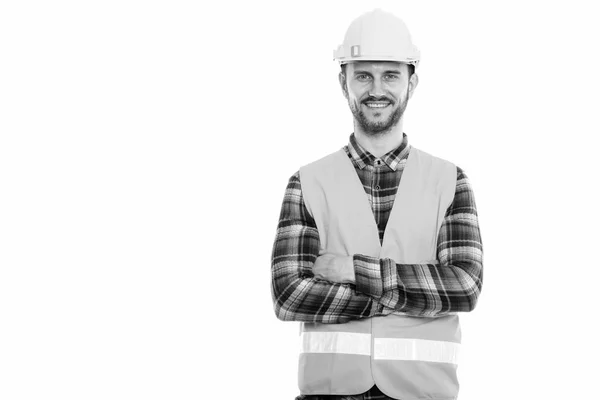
[1,1,599,399]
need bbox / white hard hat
[333,8,420,69]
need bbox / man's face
[339,61,418,135]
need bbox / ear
[407,73,419,100]
[338,72,349,100]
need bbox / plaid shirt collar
[345,131,411,171]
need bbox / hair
[340,62,415,79]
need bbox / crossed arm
[270,167,484,323]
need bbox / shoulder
[411,146,457,170]
[297,148,345,183]
[456,165,468,180]
[286,170,301,186]
[411,147,458,188]
[283,146,344,190]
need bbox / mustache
[362,96,394,104]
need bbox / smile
[364,102,390,108]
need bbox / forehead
[346,61,406,73]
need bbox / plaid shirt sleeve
[353,166,484,317]
[271,171,383,323]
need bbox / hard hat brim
[338,58,418,65]
[333,46,419,67]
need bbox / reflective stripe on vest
[300,331,459,364]
[300,332,371,356]
[298,146,459,399]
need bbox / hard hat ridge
[333,8,420,69]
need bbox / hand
[312,253,355,284]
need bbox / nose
[369,77,385,98]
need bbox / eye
[356,74,371,81]
[385,74,399,80]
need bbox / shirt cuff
[353,254,384,299]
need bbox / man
[271,8,484,400]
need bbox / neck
[353,119,405,158]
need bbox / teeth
[365,103,389,108]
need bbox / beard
[348,88,409,136]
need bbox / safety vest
[297,145,460,400]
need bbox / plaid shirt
[271,132,484,323]
[295,383,395,399]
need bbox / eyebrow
[353,69,402,75]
